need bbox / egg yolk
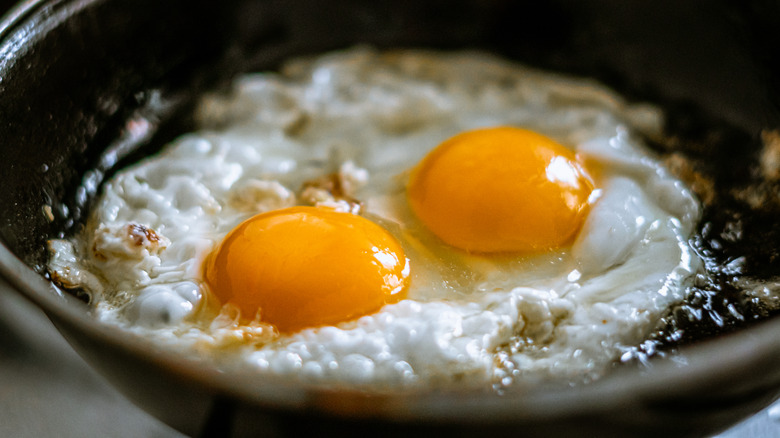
[203,206,410,333]
[407,126,594,253]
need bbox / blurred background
[0,284,184,437]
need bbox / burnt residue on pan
[615,104,780,364]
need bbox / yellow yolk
[203,206,410,333]
[407,126,594,253]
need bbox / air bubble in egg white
[128,283,200,327]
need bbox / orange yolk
[203,206,410,333]
[407,126,594,253]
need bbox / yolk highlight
[203,206,410,333]
[407,126,594,253]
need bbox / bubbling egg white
[48,47,702,388]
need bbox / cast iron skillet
[1,0,780,436]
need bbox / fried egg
[48,47,702,388]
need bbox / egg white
[48,47,701,388]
